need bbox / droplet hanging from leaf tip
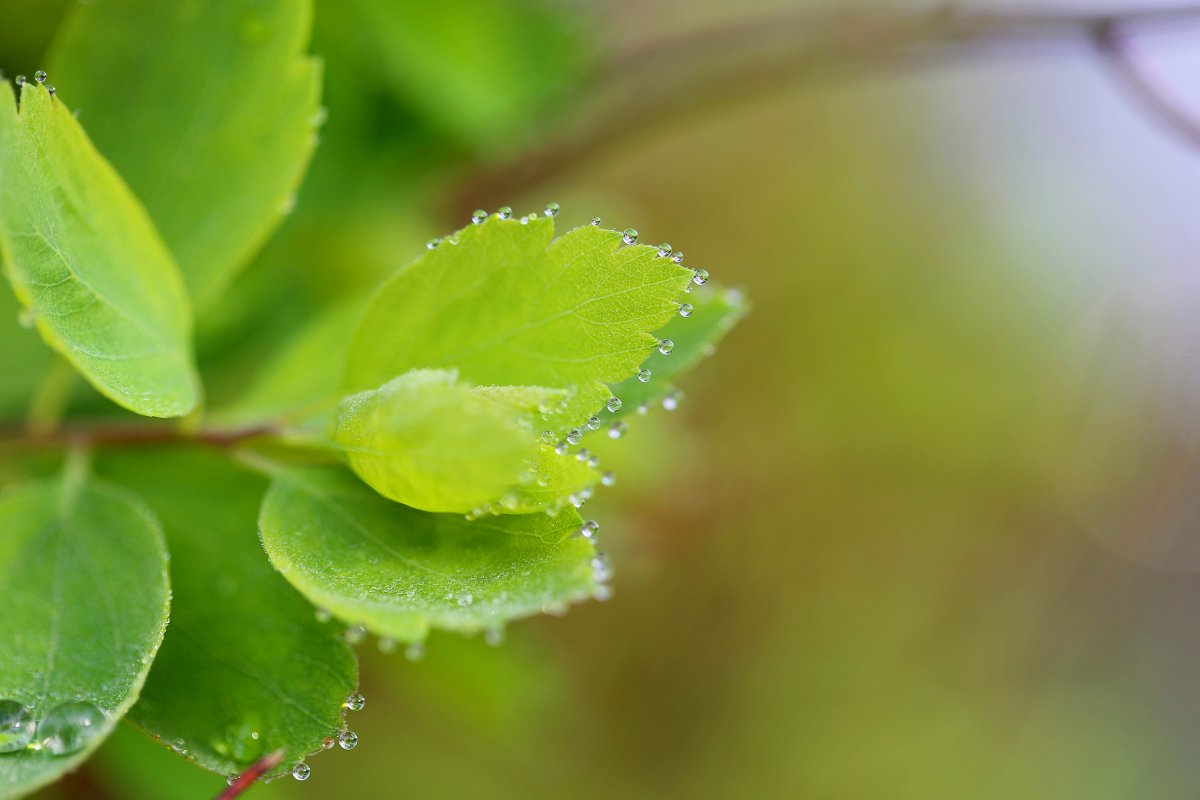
[337,730,358,750]
[344,693,365,712]
[590,216,601,226]
[34,70,47,84]
[659,339,675,355]
[544,202,560,217]
[606,397,622,413]
[292,762,311,781]
[693,268,709,286]
[637,369,652,383]
[679,303,694,318]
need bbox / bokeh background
[7,0,1200,796]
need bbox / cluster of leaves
[0,1,745,796]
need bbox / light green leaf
[259,464,604,643]
[335,369,597,514]
[608,283,749,420]
[0,288,52,419]
[335,369,534,514]
[48,0,323,308]
[0,465,170,798]
[344,216,694,437]
[96,448,358,781]
[0,83,199,418]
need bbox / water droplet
[471,209,487,224]
[622,228,638,245]
[679,303,694,318]
[314,607,332,623]
[292,762,311,781]
[656,243,672,257]
[606,397,623,413]
[485,627,506,646]
[36,701,107,756]
[426,238,440,250]
[455,592,474,607]
[344,625,367,645]
[662,390,682,411]
[0,700,35,753]
[590,217,601,226]
[544,202,560,217]
[344,693,365,712]
[583,415,601,431]
[575,448,591,463]
[554,440,569,455]
[608,421,628,439]
[34,70,47,84]
[569,493,584,508]
[637,369,652,383]
[671,251,684,263]
[637,404,649,416]
[587,455,600,468]
[378,637,398,654]
[337,730,358,750]
[47,86,55,98]
[322,736,336,750]
[566,428,582,445]
[497,206,513,220]
[591,553,614,582]
[520,216,530,225]
[594,584,614,601]
[601,471,616,487]
[540,430,556,445]
[692,268,709,286]
[658,339,675,355]
[14,75,25,87]
[227,775,239,787]
[405,642,426,662]
[580,520,599,542]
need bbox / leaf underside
[0,473,170,798]
[259,464,602,643]
[96,449,359,782]
[0,84,198,418]
[608,283,749,420]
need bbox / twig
[447,4,1200,218]
[1091,18,1200,150]
[0,421,278,449]
[212,750,285,800]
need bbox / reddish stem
[212,750,285,800]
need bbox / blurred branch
[212,749,284,800]
[447,3,1200,217]
[1091,18,1200,150]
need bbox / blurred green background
[7,0,1200,796]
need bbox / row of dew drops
[0,698,106,757]
[5,69,56,96]
[281,692,365,783]
[293,204,706,783]
[450,204,709,513]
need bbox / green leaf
[0,83,199,418]
[95,448,358,781]
[344,216,694,437]
[48,0,322,308]
[608,283,749,420]
[212,295,363,428]
[259,464,605,644]
[335,369,545,514]
[0,464,170,798]
[343,0,590,148]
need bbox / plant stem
[0,421,280,449]
[447,3,1200,217]
[212,750,284,800]
[25,356,75,436]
